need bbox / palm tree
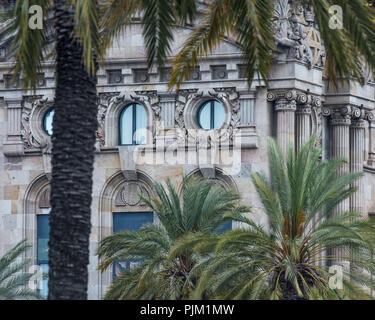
[10,0,100,299]
[168,0,375,89]
[187,136,375,300]
[97,176,249,299]
[0,240,41,300]
[9,0,199,299]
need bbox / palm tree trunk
[48,1,97,300]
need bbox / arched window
[197,100,225,130]
[43,109,54,136]
[119,103,147,145]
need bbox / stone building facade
[0,1,374,299]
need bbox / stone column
[350,112,365,216]
[267,90,297,157]
[366,112,375,167]
[329,106,352,266]
[295,93,312,151]
[3,97,24,156]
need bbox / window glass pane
[39,264,49,299]
[119,105,133,145]
[37,215,49,298]
[43,109,54,136]
[37,215,49,263]
[213,101,225,129]
[134,104,147,145]
[198,101,211,130]
[113,212,153,278]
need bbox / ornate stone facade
[0,2,374,299]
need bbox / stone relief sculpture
[274,0,325,68]
[97,92,120,147]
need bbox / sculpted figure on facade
[274,0,325,68]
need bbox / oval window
[43,109,54,136]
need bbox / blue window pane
[198,102,211,130]
[217,221,232,233]
[119,103,147,145]
[43,109,54,136]
[39,264,49,299]
[134,104,147,145]
[213,101,225,129]
[119,105,133,145]
[198,100,225,130]
[113,212,153,278]
[37,215,49,263]
[37,215,49,298]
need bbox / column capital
[323,105,368,126]
[274,99,297,112]
[296,104,312,114]
[330,112,352,126]
[266,89,298,102]
[350,118,366,129]
[365,111,375,124]
[5,97,23,109]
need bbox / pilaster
[3,97,24,156]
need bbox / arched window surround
[103,95,155,148]
[98,170,156,298]
[23,174,50,267]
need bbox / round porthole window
[43,109,54,136]
[197,100,225,130]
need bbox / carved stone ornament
[96,92,121,147]
[175,87,241,145]
[327,106,353,126]
[273,0,325,68]
[21,96,53,152]
[267,89,299,111]
[175,89,203,143]
[209,87,241,143]
[114,181,150,207]
[310,96,323,147]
